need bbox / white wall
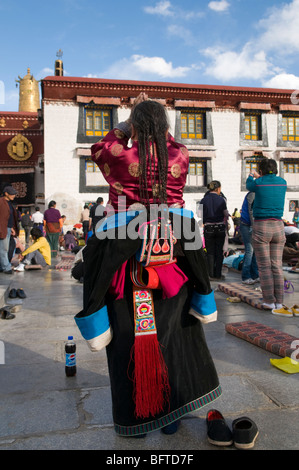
[43,103,299,226]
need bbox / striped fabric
[114,385,222,436]
[252,219,285,304]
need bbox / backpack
[21,214,32,228]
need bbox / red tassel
[132,334,170,419]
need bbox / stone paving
[0,258,298,451]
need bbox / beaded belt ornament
[133,287,156,336]
[131,285,170,419]
[136,218,176,267]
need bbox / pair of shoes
[206,410,259,449]
[0,307,15,320]
[161,420,180,435]
[8,288,27,299]
[206,410,233,446]
[271,305,293,317]
[242,278,255,285]
[262,302,275,310]
[232,417,259,450]
[14,263,25,272]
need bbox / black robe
[76,214,221,436]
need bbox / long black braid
[131,100,169,211]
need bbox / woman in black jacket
[201,181,228,280]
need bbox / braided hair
[131,100,169,210]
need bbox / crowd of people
[201,158,299,316]
[0,191,106,277]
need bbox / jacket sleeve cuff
[75,305,112,352]
[116,121,132,138]
[189,290,218,324]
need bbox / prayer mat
[218,282,264,309]
[24,265,42,270]
[55,254,75,270]
[225,321,299,358]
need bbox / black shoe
[0,308,15,320]
[161,420,180,435]
[17,288,27,299]
[4,270,13,275]
[8,288,17,298]
[206,409,233,447]
[232,417,259,449]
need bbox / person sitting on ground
[223,250,245,271]
[14,227,51,271]
[64,230,77,251]
[284,223,299,249]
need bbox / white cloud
[97,55,192,80]
[258,0,299,54]
[128,55,190,78]
[208,1,230,12]
[167,24,194,44]
[263,73,299,90]
[144,1,174,17]
[200,0,299,85]
[203,43,271,81]
[37,67,54,79]
[144,1,204,20]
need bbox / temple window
[85,107,112,137]
[282,116,299,142]
[180,111,205,140]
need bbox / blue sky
[1,0,299,111]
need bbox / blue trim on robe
[96,207,194,234]
[75,306,110,341]
[190,290,217,319]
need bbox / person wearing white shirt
[31,207,44,231]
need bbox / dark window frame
[174,108,214,146]
[77,103,117,144]
[240,111,268,147]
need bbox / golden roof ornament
[16,68,40,112]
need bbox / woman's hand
[127,92,148,138]
[133,92,148,107]
[251,170,260,178]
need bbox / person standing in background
[80,204,90,239]
[89,197,105,234]
[21,209,32,247]
[0,186,19,274]
[43,201,63,258]
[239,192,259,285]
[201,181,228,280]
[246,159,287,315]
[31,206,44,232]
